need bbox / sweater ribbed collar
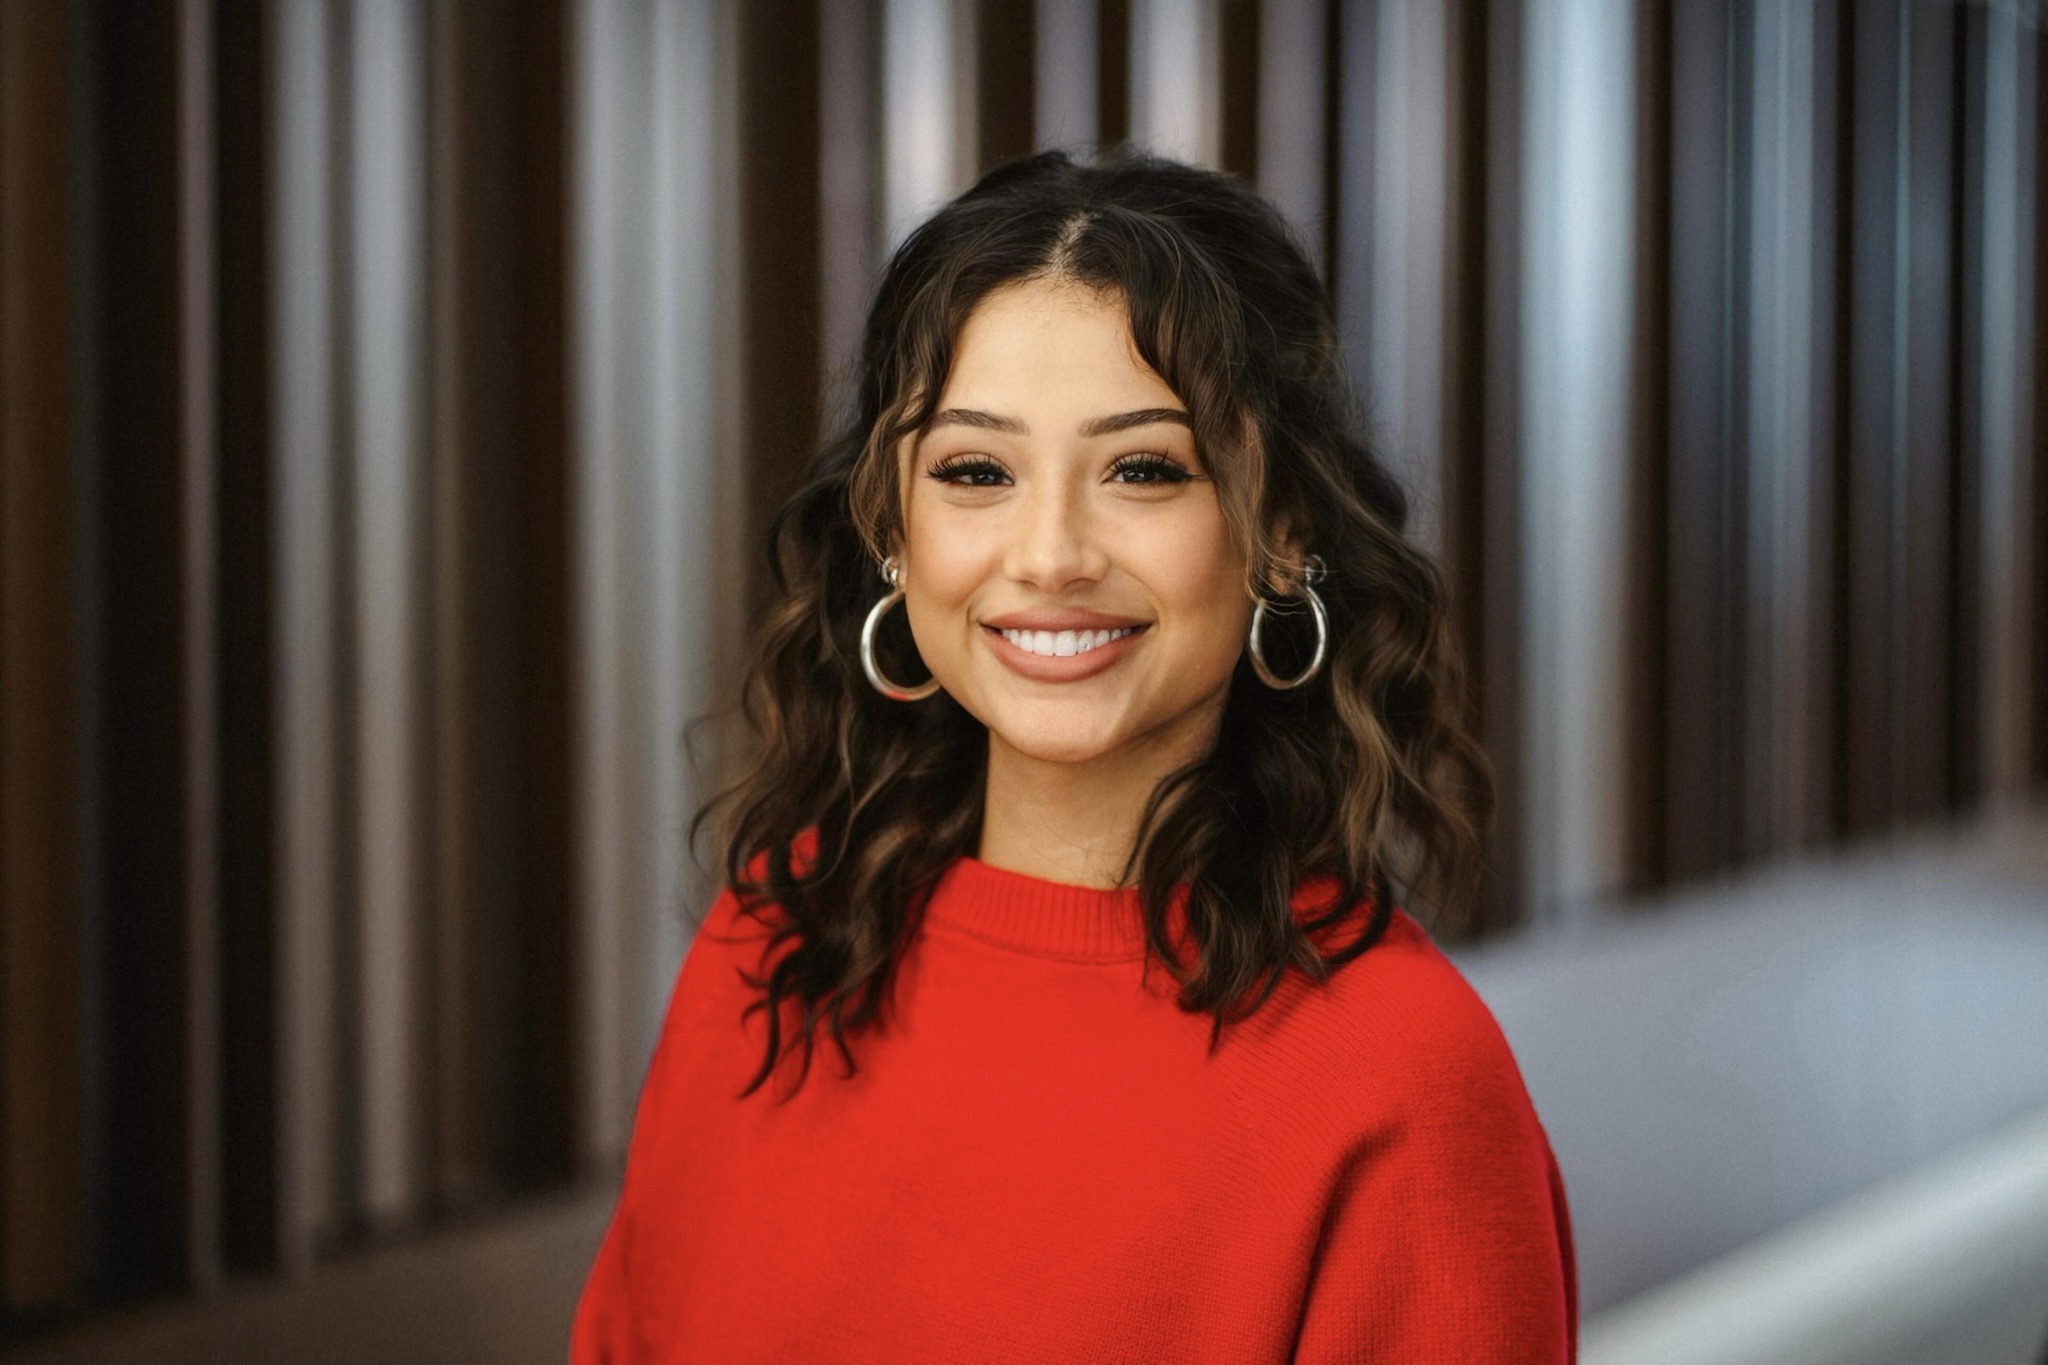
[919,856,1170,963]
[917,856,1362,965]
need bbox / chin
[982,711,1133,766]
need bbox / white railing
[1581,1106,2048,1365]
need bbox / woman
[572,148,1576,1363]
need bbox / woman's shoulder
[1263,899,1541,1125]
[657,873,789,1035]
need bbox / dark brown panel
[1841,0,1903,834]
[819,0,877,426]
[434,0,575,1204]
[1476,0,1524,930]
[1800,0,1844,848]
[978,0,1036,171]
[84,0,192,1305]
[0,0,83,1317]
[1951,5,1986,807]
[1319,0,1343,281]
[1098,0,1130,148]
[1825,0,1857,837]
[176,0,224,1291]
[1219,0,1259,180]
[1626,0,1672,890]
[1440,0,1518,934]
[1663,0,1740,883]
[1724,3,1758,865]
[2036,24,2048,786]
[1895,2,1957,822]
[740,0,822,614]
[213,0,277,1276]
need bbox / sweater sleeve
[568,1182,638,1363]
[569,887,757,1364]
[1291,1020,1579,1363]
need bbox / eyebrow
[926,406,1193,438]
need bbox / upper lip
[981,609,1149,632]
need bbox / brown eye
[928,455,1010,487]
[1107,453,1193,485]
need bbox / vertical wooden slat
[979,0,1038,171]
[1330,0,1375,371]
[0,0,83,1316]
[214,0,279,1277]
[88,0,192,1302]
[1036,0,1099,152]
[1471,0,1526,928]
[1800,0,1843,851]
[1953,3,1986,810]
[1842,0,1902,835]
[1516,0,1640,922]
[742,0,821,613]
[428,0,474,1208]
[436,0,577,1202]
[566,0,637,1187]
[1625,0,1671,890]
[1975,0,2037,803]
[951,0,981,189]
[881,0,960,249]
[820,0,878,402]
[177,0,224,1294]
[1747,0,1820,863]
[1794,0,1835,852]
[1255,0,1326,273]
[1440,0,1512,928]
[272,0,341,1274]
[644,0,728,1111]
[327,0,364,1235]
[573,0,730,1171]
[348,0,430,1232]
[1097,0,1130,146]
[1218,0,1258,181]
[1663,0,1736,884]
[569,0,729,1175]
[1365,0,1452,557]
[1835,0,1867,839]
[2032,21,2048,787]
[1896,1,1957,822]
[1129,0,1221,166]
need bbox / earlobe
[1260,540,1313,598]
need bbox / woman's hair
[698,147,1492,1100]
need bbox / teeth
[1000,626,1135,657]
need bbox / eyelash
[925,452,1194,487]
[926,454,1009,487]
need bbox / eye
[1107,452,1194,485]
[927,454,1011,487]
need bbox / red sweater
[572,855,1577,1362]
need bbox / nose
[1003,475,1108,594]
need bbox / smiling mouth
[994,625,1141,658]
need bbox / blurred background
[0,0,2044,1361]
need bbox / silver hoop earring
[860,557,940,701]
[1247,556,1329,690]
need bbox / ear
[1259,517,1311,596]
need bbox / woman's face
[895,277,1253,768]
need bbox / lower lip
[984,626,1147,681]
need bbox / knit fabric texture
[571,854,1578,1362]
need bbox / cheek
[1133,513,1253,671]
[899,498,993,648]
[901,487,976,589]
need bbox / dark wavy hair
[698,147,1493,1100]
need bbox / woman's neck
[976,697,1224,889]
